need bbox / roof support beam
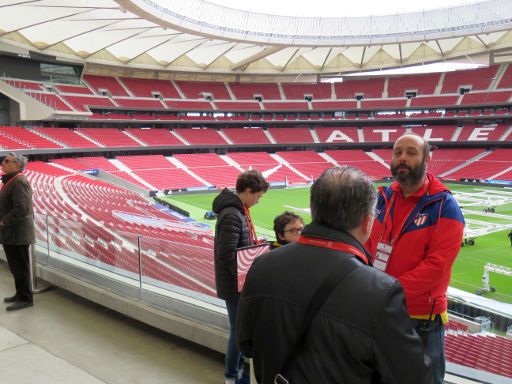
[0,1,41,9]
[166,41,207,67]
[124,33,183,64]
[436,40,445,57]
[320,48,333,71]
[0,8,95,38]
[360,46,367,68]
[83,28,157,59]
[204,45,235,69]
[281,48,300,72]
[475,35,489,49]
[42,20,126,51]
[230,46,283,71]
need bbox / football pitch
[165,183,512,304]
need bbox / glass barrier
[43,216,141,283]
[29,209,512,381]
[34,212,49,266]
[33,211,224,311]
[138,235,218,303]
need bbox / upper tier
[2,64,512,117]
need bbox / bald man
[365,134,464,384]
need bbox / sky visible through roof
[206,0,488,74]
[207,0,482,17]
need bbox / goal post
[476,263,512,295]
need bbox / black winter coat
[212,188,251,301]
[237,222,432,384]
[0,173,35,245]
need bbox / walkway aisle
[0,261,224,384]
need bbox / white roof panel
[0,0,510,76]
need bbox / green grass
[451,230,512,303]
[167,188,311,239]
[165,183,512,303]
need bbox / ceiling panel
[0,0,509,75]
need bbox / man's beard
[391,160,426,185]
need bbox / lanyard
[382,180,430,244]
[297,236,368,265]
[1,173,21,191]
[382,192,417,244]
[243,205,258,245]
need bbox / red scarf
[243,205,258,245]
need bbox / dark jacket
[212,188,251,301]
[0,172,35,245]
[269,240,286,250]
[237,222,431,384]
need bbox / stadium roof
[207,0,480,18]
[1,0,512,77]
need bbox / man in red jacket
[365,134,464,384]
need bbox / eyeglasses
[1,159,15,164]
[284,227,304,235]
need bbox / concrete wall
[97,169,150,196]
[1,249,229,355]
[0,79,54,121]
[35,261,229,354]
[0,96,9,124]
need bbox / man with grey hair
[0,152,35,311]
[237,166,432,384]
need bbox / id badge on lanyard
[374,241,393,272]
[375,183,429,272]
[375,191,402,272]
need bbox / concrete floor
[0,261,225,384]
[0,259,492,384]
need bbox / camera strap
[419,298,437,332]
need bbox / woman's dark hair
[273,211,304,240]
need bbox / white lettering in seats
[326,130,354,143]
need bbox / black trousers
[3,244,33,302]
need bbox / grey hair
[310,166,377,231]
[6,152,28,171]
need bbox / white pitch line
[284,205,311,214]
[461,209,512,220]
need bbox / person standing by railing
[0,152,36,312]
[212,169,269,384]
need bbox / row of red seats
[1,125,509,151]
[86,109,511,120]
[79,67,512,100]
[5,65,512,114]
[28,170,218,295]
[445,332,512,378]
[45,148,512,191]
[8,66,506,102]
[16,91,512,113]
